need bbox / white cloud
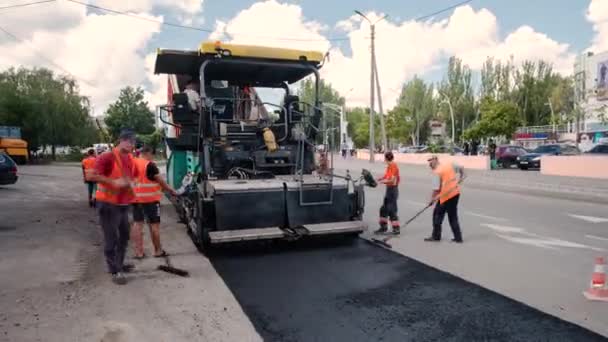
[210,0,329,52]
[208,2,575,110]
[0,2,162,113]
[587,0,608,52]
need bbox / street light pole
[355,10,388,163]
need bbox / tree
[104,86,155,141]
[0,67,95,159]
[396,76,435,145]
[463,99,522,141]
[439,57,475,143]
[386,105,413,144]
[297,78,345,147]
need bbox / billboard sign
[597,60,608,100]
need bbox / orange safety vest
[95,149,136,205]
[133,157,162,203]
[383,161,400,187]
[435,163,461,204]
[82,156,96,181]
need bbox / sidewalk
[333,155,608,204]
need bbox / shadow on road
[210,238,605,342]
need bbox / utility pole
[373,53,388,153]
[369,24,376,162]
[356,10,388,163]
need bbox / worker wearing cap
[131,145,177,259]
[89,129,138,285]
[82,149,97,208]
[425,155,464,243]
[375,151,401,235]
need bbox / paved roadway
[334,156,608,337]
[2,163,607,341]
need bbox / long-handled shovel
[157,253,189,277]
[371,203,433,249]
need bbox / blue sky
[1,0,601,110]
[154,0,594,56]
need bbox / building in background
[573,51,608,151]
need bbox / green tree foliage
[386,105,414,144]
[439,57,475,142]
[463,99,522,140]
[297,78,345,146]
[0,67,97,158]
[104,86,155,141]
[396,76,435,145]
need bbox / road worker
[425,155,464,243]
[81,149,97,208]
[131,145,177,259]
[374,151,401,235]
[89,129,138,285]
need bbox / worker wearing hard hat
[81,149,97,208]
[425,155,464,243]
[374,151,401,235]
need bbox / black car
[586,144,608,154]
[0,152,18,185]
[517,144,580,170]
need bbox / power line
[65,0,350,42]
[0,0,55,11]
[414,0,475,22]
[0,24,97,87]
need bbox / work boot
[122,264,135,273]
[392,227,400,235]
[424,237,440,242]
[451,238,463,243]
[374,225,389,234]
[111,272,127,285]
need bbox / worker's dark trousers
[379,186,399,228]
[431,194,462,241]
[98,202,130,274]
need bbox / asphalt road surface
[211,239,605,341]
[1,163,607,341]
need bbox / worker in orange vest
[89,129,138,285]
[374,151,401,235]
[81,149,97,208]
[425,155,465,243]
[131,145,177,259]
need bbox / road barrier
[356,150,490,170]
[541,156,608,180]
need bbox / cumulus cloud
[0,1,171,113]
[587,0,608,52]
[210,2,575,109]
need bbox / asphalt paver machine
[154,41,370,251]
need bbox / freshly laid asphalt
[211,238,606,342]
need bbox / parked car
[585,144,608,154]
[517,144,580,170]
[495,145,528,168]
[0,152,18,185]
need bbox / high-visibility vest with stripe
[133,158,162,203]
[434,163,460,204]
[95,149,136,205]
[82,156,96,181]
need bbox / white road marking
[484,224,606,252]
[481,223,525,234]
[568,214,608,224]
[465,212,508,221]
[496,234,558,250]
[585,235,608,242]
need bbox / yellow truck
[0,126,28,164]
